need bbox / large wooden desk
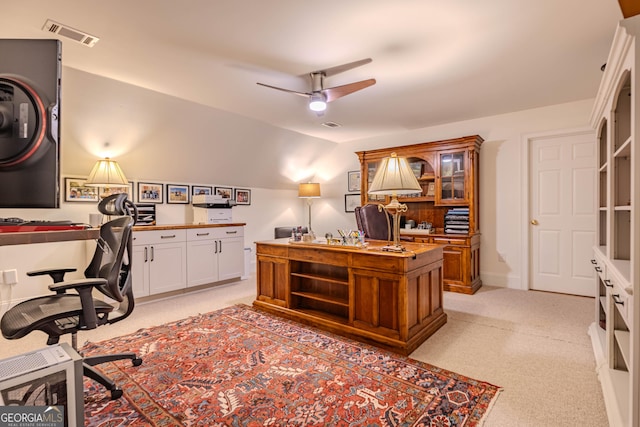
[254,239,446,355]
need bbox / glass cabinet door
[365,161,386,203]
[439,151,466,203]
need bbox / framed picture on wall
[345,194,361,213]
[64,177,99,202]
[214,186,233,199]
[234,188,251,205]
[192,185,212,196]
[167,184,190,204]
[137,182,164,204]
[99,182,135,200]
[347,171,361,192]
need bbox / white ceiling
[1,1,623,143]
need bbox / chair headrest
[98,193,138,223]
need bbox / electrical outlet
[497,253,506,263]
[3,269,18,285]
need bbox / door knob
[531,219,539,225]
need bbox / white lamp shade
[298,182,321,198]
[368,153,422,195]
[85,158,129,187]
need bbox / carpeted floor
[82,304,501,426]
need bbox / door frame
[520,126,595,291]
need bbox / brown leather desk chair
[355,204,414,242]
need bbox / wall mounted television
[0,39,61,208]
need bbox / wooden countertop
[0,223,246,246]
[133,223,246,232]
[0,228,100,246]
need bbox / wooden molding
[619,0,640,18]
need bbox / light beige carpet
[0,277,608,426]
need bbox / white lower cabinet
[132,229,187,297]
[186,226,244,287]
[132,225,245,298]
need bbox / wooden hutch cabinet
[356,135,483,294]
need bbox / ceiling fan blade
[256,82,310,98]
[315,58,372,77]
[324,78,376,102]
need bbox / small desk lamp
[298,182,321,236]
[368,152,422,252]
[85,158,129,197]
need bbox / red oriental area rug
[83,304,500,426]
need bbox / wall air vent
[321,121,341,128]
[42,19,99,47]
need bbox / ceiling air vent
[321,121,341,128]
[42,19,99,47]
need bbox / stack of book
[444,208,469,234]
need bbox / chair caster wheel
[110,387,123,400]
[132,357,143,366]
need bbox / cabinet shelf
[290,272,348,286]
[614,137,632,158]
[614,330,631,368]
[291,291,349,307]
[295,308,349,324]
[599,296,607,313]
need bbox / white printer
[192,194,236,224]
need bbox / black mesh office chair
[0,194,141,400]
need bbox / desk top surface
[257,238,442,258]
[0,228,100,246]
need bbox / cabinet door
[149,242,187,294]
[131,245,150,297]
[437,150,467,205]
[187,240,219,287]
[218,237,244,281]
[442,245,465,284]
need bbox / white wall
[0,65,597,311]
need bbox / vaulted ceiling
[1,1,624,143]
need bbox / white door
[529,131,596,296]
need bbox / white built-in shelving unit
[589,14,640,427]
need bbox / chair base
[84,352,143,400]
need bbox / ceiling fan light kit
[309,93,327,112]
[257,58,376,114]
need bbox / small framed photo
[214,186,233,199]
[234,188,251,205]
[64,177,99,202]
[347,171,361,192]
[137,182,164,204]
[345,194,361,213]
[192,185,212,196]
[100,182,134,200]
[426,182,436,197]
[167,184,190,204]
[410,162,423,179]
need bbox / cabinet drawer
[133,229,187,246]
[187,226,244,241]
[432,237,467,246]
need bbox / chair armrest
[48,278,107,293]
[28,267,77,283]
[49,278,108,330]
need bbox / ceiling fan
[257,58,376,113]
